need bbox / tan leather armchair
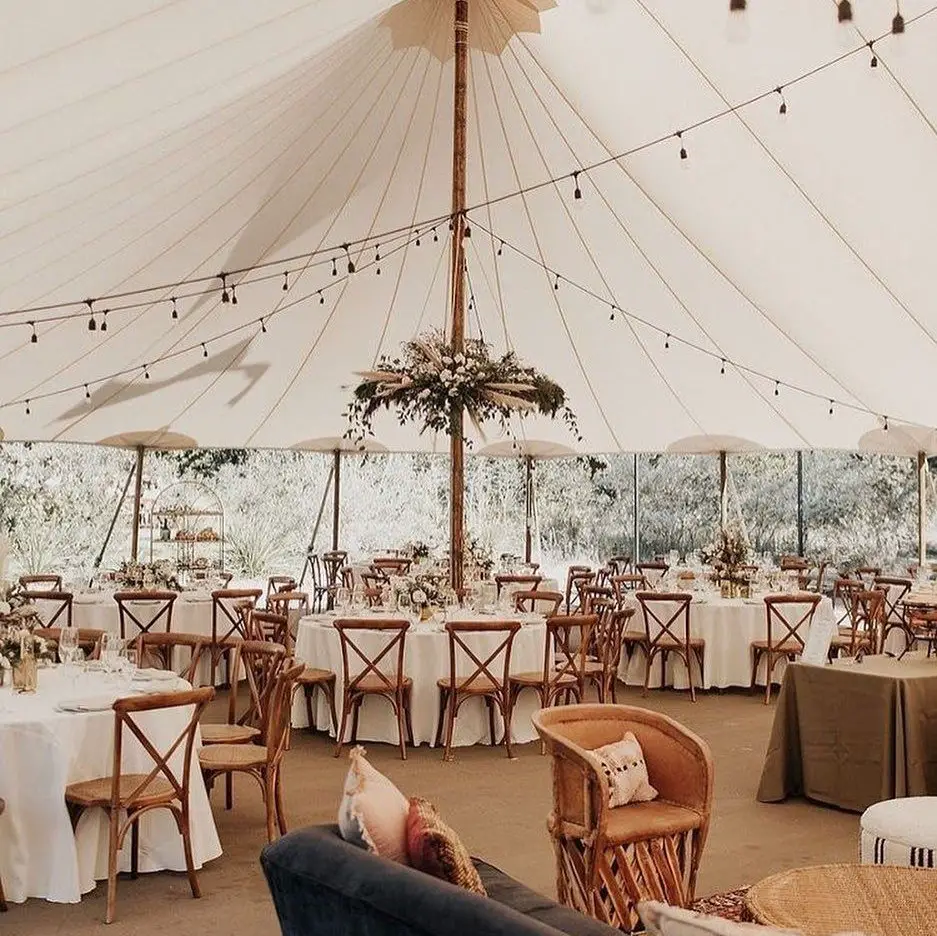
[532,704,714,933]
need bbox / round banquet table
[293,610,547,748]
[619,594,835,690]
[69,590,215,637]
[0,666,221,904]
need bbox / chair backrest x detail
[445,620,520,696]
[763,593,821,652]
[113,590,178,640]
[334,618,410,695]
[636,592,692,653]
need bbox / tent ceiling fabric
[292,436,389,453]
[1,0,936,453]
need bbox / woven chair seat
[349,673,412,693]
[751,639,801,652]
[65,774,175,808]
[198,743,268,770]
[605,801,705,846]
[296,666,335,686]
[437,674,498,694]
[509,670,577,688]
[200,723,260,745]
[830,633,872,647]
[583,659,604,674]
[650,635,705,650]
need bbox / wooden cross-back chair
[436,620,521,761]
[266,576,296,599]
[779,556,808,571]
[129,632,207,683]
[494,573,543,598]
[636,592,704,703]
[833,577,864,631]
[906,607,937,658]
[564,566,592,613]
[635,562,669,590]
[209,588,262,685]
[751,593,821,704]
[302,553,329,612]
[360,571,386,593]
[606,555,633,576]
[578,584,613,616]
[267,591,309,622]
[19,573,63,592]
[199,661,304,843]
[611,574,647,604]
[113,590,177,640]
[372,557,411,578]
[508,615,597,746]
[874,576,913,651]
[333,618,413,761]
[339,567,355,590]
[321,551,347,608]
[513,589,563,616]
[22,589,73,629]
[586,606,635,703]
[249,610,292,651]
[830,589,883,660]
[64,687,215,923]
[34,626,104,660]
[856,565,882,584]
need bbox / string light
[100,309,108,332]
[433,228,439,243]
[554,273,560,290]
[868,41,878,68]
[884,416,890,431]
[665,334,670,349]
[171,296,178,319]
[497,240,504,256]
[676,131,688,161]
[86,299,96,332]
[282,271,289,292]
[720,358,726,375]
[202,343,208,358]
[230,282,238,305]
[261,318,267,333]
[463,221,472,239]
[375,245,381,275]
[343,244,355,274]
[318,290,325,305]
[775,380,780,396]
[609,303,616,321]
[838,0,853,23]
[85,384,91,400]
[415,231,421,247]
[893,5,906,33]
[331,258,337,277]
[30,322,37,343]
[776,87,788,115]
[144,363,150,380]
[219,273,230,303]
[25,400,30,415]
[729,0,746,9]
[829,399,834,415]
[572,171,582,200]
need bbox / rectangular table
[757,653,937,812]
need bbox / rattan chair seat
[509,670,577,687]
[751,638,801,652]
[198,743,268,769]
[200,723,260,744]
[296,666,336,685]
[65,774,175,808]
[436,674,498,693]
[351,673,412,693]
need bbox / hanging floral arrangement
[346,331,579,444]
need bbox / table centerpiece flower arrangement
[700,524,752,599]
[392,570,454,621]
[404,540,432,561]
[115,559,181,591]
[0,582,42,630]
[345,330,579,444]
[465,535,494,580]
[0,625,54,691]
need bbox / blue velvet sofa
[261,824,620,936]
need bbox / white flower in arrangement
[442,356,453,366]
[440,369,453,383]
[454,353,465,365]
[0,655,9,670]
[411,588,428,605]
[0,602,10,616]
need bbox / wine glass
[101,633,125,674]
[335,587,351,613]
[58,626,79,665]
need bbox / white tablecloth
[69,591,214,638]
[293,610,546,747]
[0,667,221,904]
[620,594,835,690]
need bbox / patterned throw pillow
[337,746,410,864]
[589,732,658,807]
[405,796,487,895]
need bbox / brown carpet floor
[5,685,859,935]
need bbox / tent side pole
[719,451,728,532]
[298,461,335,587]
[331,449,341,552]
[633,453,640,563]
[130,445,145,561]
[797,450,805,557]
[919,450,927,568]
[90,461,138,586]
[524,455,533,563]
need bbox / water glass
[101,633,125,672]
[58,626,79,664]
[335,587,351,612]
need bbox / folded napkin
[55,694,119,713]
[132,668,178,682]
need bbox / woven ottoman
[860,797,937,867]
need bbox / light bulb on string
[25,400,30,416]
[100,310,108,332]
[829,400,834,416]
[261,318,267,333]
[433,228,439,243]
[30,322,37,344]
[230,283,238,305]
[171,297,179,319]
[282,271,289,292]
[609,303,616,321]
[202,343,208,358]
[343,244,355,274]
[331,258,337,277]
[554,273,560,291]
[868,42,878,67]
[725,0,750,43]
[838,0,852,22]
[144,364,150,380]
[893,6,905,33]
[415,230,421,247]
[676,131,688,162]
[774,380,780,396]
[665,334,670,349]
[776,87,788,115]
[85,384,91,400]
[720,358,726,375]
[572,171,582,201]
[375,245,381,275]
[86,299,96,331]
[884,416,889,431]
[318,290,325,305]
[220,273,230,303]
[497,240,504,257]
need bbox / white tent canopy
[1,0,936,453]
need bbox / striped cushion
[405,797,486,895]
[860,797,937,868]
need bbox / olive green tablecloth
[757,654,937,812]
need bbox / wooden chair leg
[487,696,496,746]
[404,689,415,745]
[326,682,338,734]
[304,686,315,732]
[274,769,288,835]
[0,860,7,911]
[105,807,120,924]
[334,692,351,758]
[350,698,361,744]
[764,654,774,705]
[434,689,447,747]
[225,773,233,810]
[501,692,514,759]
[264,772,278,843]
[395,691,407,761]
[130,817,140,879]
[443,692,457,761]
